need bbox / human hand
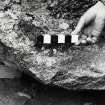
[71,1,105,43]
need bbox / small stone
[17,92,31,99]
[81,35,87,39]
[53,49,57,54]
[41,47,45,51]
[6,11,18,20]
[81,39,87,44]
[59,22,69,30]
[87,37,92,42]
[91,37,97,43]
[24,16,32,21]
[43,49,50,55]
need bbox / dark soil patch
[47,0,97,19]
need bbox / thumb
[91,17,104,37]
[71,9,96,35]
[71,16,86,35]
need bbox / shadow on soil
[0,74,105,105]
[15,73,105,105]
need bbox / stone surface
[0,79,31,105]
[0,40,21,78]
[1,0,105,89]
[0,78,104,105]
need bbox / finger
[91,17,105,37]
[71,11,95,35]
[83,24,94,36]
[71,16,85,35]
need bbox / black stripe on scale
[65,34,72,45]
[51,34,58,48]
[35,35,43,48]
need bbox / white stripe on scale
[43,34,51,44]
[71,34,79,43]
[58,34,65,43]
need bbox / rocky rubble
[1,0,105,89]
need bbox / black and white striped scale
[36,33,79,46]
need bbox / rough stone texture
[0,38,21,78]
[1,0,105,89]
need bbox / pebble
[41,47,45,51]
[80,39,87,44]
[17,92,31,99]
[43,49,50,55]
[53,49,57,55]
[87,37,92,42]
[59,22,69,30]
[81,35,87,39]
[86,37,97,43]
[91,37,97,43]
[92,37,97,41]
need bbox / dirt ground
[0,1,105,105]
[0,74,104,105]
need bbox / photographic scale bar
[36,34,79,46]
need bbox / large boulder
[1,0,105,89]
